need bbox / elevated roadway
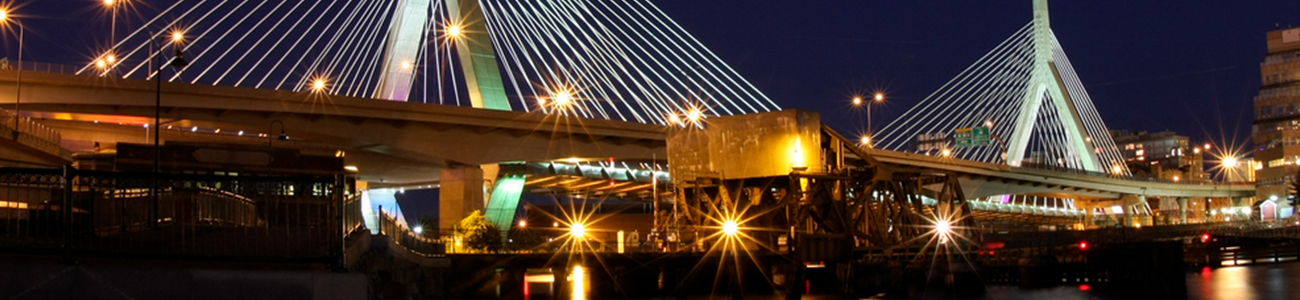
[0,70,666,185]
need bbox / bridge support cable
[85,0,779,125]
[873,1,1128,175]
[478,0,778,124]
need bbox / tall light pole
[155,30,187,173]
[151,30,187,228]
[852,92,886,140]
[0,10,22,140]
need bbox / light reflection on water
[523,262,1300,299]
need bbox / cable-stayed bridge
[78,0,777,125]
[0,0,1257,252]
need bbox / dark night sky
[7,1,1300,153]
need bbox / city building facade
[1255,28,1300,209]
[1111,130,1205,182]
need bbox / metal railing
[0,109,62,157]
[1016,162,1254,186]
[0,166,347,261]
[0,59,87,75]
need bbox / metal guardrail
[0,110,62,157]
[1016,162,1254,186]
[0,166,348,261]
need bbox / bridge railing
[1015,162,1253,186]
[374,211,444,256]
[0,60,88,75]
[0,109,62,157]
[0,166,347,261]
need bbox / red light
[1079,284,1091,291]
[1201,233,1211,243]
[1080,242,1088,250]
[989,251,995,256]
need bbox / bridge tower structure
[1005,0,1098,171]
[873,0,1128,175]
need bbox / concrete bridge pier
[439,165,486,230]
[1179,197,1190,224]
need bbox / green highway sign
[954,126,991,148]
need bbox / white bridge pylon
[874,0,1128,175]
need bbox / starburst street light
[934,218,954,244]
[311,78,328,92]
[722,219,739,236]
[1223,156,1239,168]
[555,91,573,106]
[447,25,463,37]
[0,8,23,141]
[570,222,586,239]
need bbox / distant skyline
[5,1,1300,156]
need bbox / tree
[457,210,502,252]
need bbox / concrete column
[1178,197,1189,224]
[1135,195,1147,226]
[440,166,485,231]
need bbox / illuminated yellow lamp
[106,54,116,64]
[1173,175,1180,182]
[566,157,581,164]
[874,92,884,102]
[984,120,994,128]
[400,61,412,70]
[851,96,862,106]
[1204,143,1211,150]
[1223,156,1239,168]
[934,219,953,244]
[1085,136,1092,143]
[722,219,739,236]
[1194,148,1201,154]
[447,25,463,37]
[941,148,952,157]
[860,136,871,146]
[344,165,358,172]
[554,91,573,106]
[312,78,327,91]
[1111,165,1123,175]
[518,220,527,228]
[0,10,9,21]
[685,107,702,123]
[570,223,586,238]
[95,59,107,69]
[666,113,680,125]
[171,30,184,43]
[104,0,115,5]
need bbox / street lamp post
[0,10,22,140]
[268,119,288,147]
[154,31,187,173]
[151,31,187,228]
[868,92,884,135]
